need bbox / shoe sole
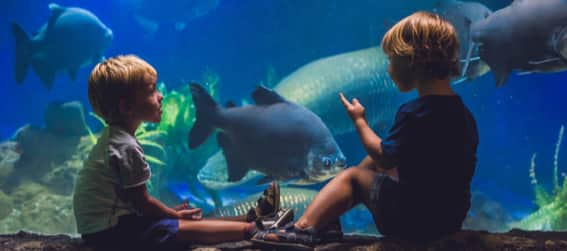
[271,208,294,229]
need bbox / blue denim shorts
[82,214,181,251]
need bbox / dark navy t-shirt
[380,94,478,233]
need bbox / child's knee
[337,166,367,183]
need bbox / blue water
[1,0,566,234]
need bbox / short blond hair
[381,11,460,80]
[88,54,157,123]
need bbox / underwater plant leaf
[534,185,552,207]
[145,155,166,166]
[515,200,558,230]
[553,125,564,193]
[89,112,107,127]
[160,91,181,126]
[529,153,538,185]
[519,125,567,231]
[139,139,166,155]
[136,129,167,140]
[86,126,98,144]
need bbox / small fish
[12,3,113,88]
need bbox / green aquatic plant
[514,125,566,230]
[156,83,193,147]
[87,112,105,144]
[135,125,167,166]
[86,112,167,167]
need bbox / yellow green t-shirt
[73,126,151,235]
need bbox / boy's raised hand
[339,92,366,123]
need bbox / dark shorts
[368,173,404,236]
[368,174,463,240]
[82,214,181,251]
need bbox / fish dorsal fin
[47,3,66,30]
[251,85,287,105]
[48,3,65,20]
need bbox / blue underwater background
[1,0,567,235]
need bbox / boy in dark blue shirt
[253,11,479,247]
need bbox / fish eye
[322,157,332,167]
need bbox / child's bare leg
[206,215,248,222]
[295,165,376,230]
[176,220,252,244]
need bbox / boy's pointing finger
[339,92,351,107]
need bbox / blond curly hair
[381,11,460,80]
[88,55,157,123]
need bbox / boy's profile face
[387,55,415,92]
[127,73,163,124]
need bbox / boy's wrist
[172,209,181,219]
[354,117,368,127]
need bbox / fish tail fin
[11,23,31,84]
[188,83,219,149]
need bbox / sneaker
[259,181,280,218]
[256,208,294,230]
[247,181,280,221]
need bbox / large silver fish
[212,187,318,218]
[274,47,409,136]
[11,3,113,89]
[188,84,346,184]
[470,0,567,87]
[211,187,378,234]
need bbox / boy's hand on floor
[177,208,203,220]
[339,92,366,123]
[173,201,190,211]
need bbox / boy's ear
[118,98,133,116]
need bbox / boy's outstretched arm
[339,93,395,170]
[124,185,202,220]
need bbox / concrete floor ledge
[2,229,567,251]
